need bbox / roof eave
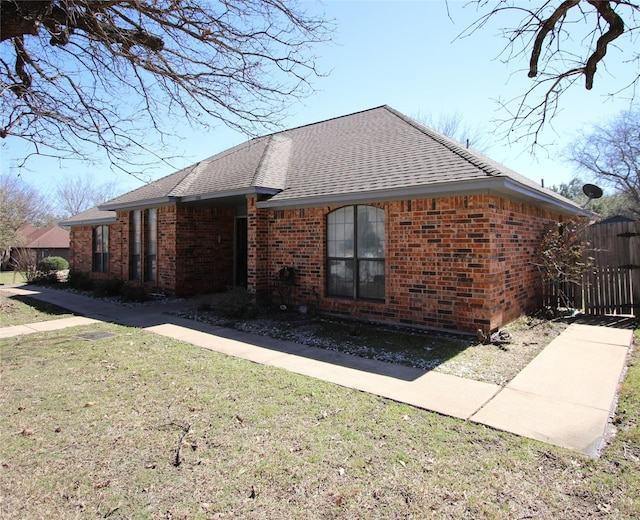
[60,216,117,227]
[498,177,587,216]
[257,177,585,216]
[99,196,180,211]
[180,187,281,203]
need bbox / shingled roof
[96,106,581,214]
[60,206,116,227]
[17,225,69,248]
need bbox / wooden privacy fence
[544,267,635,315]
[543,219,639,316]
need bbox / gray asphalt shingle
[97,105,576,211]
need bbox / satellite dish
[582,184,603,209]
[582,183,603,200]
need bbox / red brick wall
[486,198,555,328]
[173,205,235,296]
[263,195,560,333]
[68,204,235,297]
[247,195,271,298]
[69,194,559,333]
[264,206,325,307]
[68,226,93,274]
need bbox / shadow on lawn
[4,293,74,317]
[170,306,478,382]
[4,286,510,383]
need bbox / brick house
[7,224,70,268]
[63,106,582,333]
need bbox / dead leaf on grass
[20,428,34,436]
[84,401,96,407]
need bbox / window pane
[327,207,354,258]
[358,260,385,300]
[93,226,101,254]
[146,208,157,254]
[93,226,108,273]
[145,255,157,283]
[328,259,354,297]
[145,209,157,282]
[357,206,385,258]
[131,210,141,255]
[130,255,141,280]
[130,211,141,280]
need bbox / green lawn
[0,270,26,285]
[1,304,638,518]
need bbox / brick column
[246,195,270,299]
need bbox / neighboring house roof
[94,105,581,215]
[596,215,636,224]
[17,225,70,249]
[60,206,116,227]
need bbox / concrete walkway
[1,285,634,457]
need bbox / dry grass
[1,312,639,519]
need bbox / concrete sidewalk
[470,322,633,455]
[1,285,634,457]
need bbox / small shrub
[37,256,69,272]
[26,270,60,285]
[66,270,95,291]
[217,287,257,318]
[120,283,149,302]
[198,302,213,312]
[93,278,124,297]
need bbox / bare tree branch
[584,0,625,89]
[462,0,640,145]
[1,0,332,173]
[566,108,640,216]
[528,0,580,79]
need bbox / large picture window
[144,208,157,283]
[129,208,157,283]
[93,225,109,273]
[327,205,385,300]
[130,210,141,280]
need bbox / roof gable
[17,226,69,248]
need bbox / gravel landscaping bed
[171,298,570,385]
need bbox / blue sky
[2,0,636,199]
